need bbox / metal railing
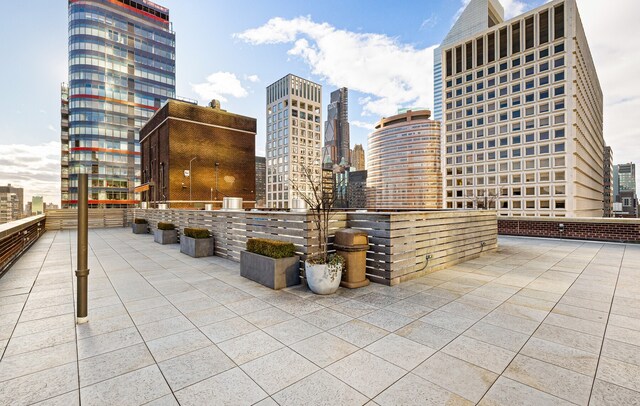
[0,215,46,277]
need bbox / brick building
[139,99,256,208]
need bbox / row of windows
[444,3,565,76]
[70,126,132,138]
[445,42,565,89]
[448,129,565,148]
[70,9,174,46]
[71,151,138,164]
[68,163,135,177]
[447,142,565,157]
[446,65,565,99]
[447,97,565,123]
[446,156,566,173]
[69,29,174,59]
[448,171,567,187]
[447,143,565,164]
[446,200,567,211]
[70,99,155,118]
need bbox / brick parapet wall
[498,217,640,243]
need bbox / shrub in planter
[241,238,300,289]
[132,218,148,234]
[180,228,213,257]
[154,222,177,244]
[247,238,295,259]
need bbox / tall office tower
[64,0,175,208]
[367,109,442,209]
[323,87,350,166]
[615,163,638,217]
[603,146,613,217]
[266,74,322,209]
[352,144,366,171]
[255,156,266,207]
[434,0,504,121]
[441,0,604,217]
[0,184,24,221]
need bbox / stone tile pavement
[0,228,639,405]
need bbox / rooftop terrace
[0,228,639,405]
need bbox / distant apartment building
[352,144,365,171]
[434,0,505,121]
[603,146,613,217]
[64,0,175,208]
[441,0,604,217]
[0,184,24,221]
[323,87,351,167]
[367,109,442,209]
[255,156,266,207]
[31,196,44,215]
[614,163,637,217]
[139,99,256,208]
[266,74,322,208]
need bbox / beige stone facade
[441,0,604,217]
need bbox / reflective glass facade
[64,0,175,208]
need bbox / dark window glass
[466,42,473,70]
[499,28,508,58]
[512,22,521,54]
[540,10,549,44]
[488,33,496,63]
[476,38,484,66]
[525,16,535,49]
[554,4,565,39]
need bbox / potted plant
[180,227,214,257]
[290,164,345,295]
[154,222,177,244]
[240,238,300,289]
[132,218,148,234]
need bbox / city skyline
[0,0,639,205]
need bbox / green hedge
[134,218,147,224]
[183,228,210,239]
[247,238,296,259]
[157,222,175,230]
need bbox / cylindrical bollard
[76,173,90,324]
[334,229,370,289]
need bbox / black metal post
[76,173,90,323]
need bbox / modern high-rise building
[434,0,505,121]
[614,163,637,217]
[255,156,266,207]
[352,144,365,171]
[323,87,350,167]
[441,0,604,217]
[367,109,442,209]
[64,0,175,208]
[266,74,322,208]
[603,146,613,217]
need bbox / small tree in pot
[290,164,345,295]
[132,218,148,234]
[154,222,177,244]
[180,227,214,257]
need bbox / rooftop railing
[0,215,46,276]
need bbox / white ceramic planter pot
[305,261,342,295]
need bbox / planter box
[180,236,214,257]
[132,223,148,234]
[154,229,177,244]
[240,250,300,290]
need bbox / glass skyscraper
[63,0,175,208]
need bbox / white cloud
[190,71,249,103]
[577,0,640,168]
[47,124,57,133]
[245,74,260,83]
[0,141,61,206]
[236,16,438,117]
[351,120,376,131]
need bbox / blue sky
[1,0,639,204]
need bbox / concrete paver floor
[0,228,639,405]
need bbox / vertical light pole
[189,157,197,202]
[214,162,220,200]
[76,173,89,324]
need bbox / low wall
[135,209,497,286]
[498,216,640,243]
[0,215,46,276]
[45,209,132,230]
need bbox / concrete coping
[499,216,640,225]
